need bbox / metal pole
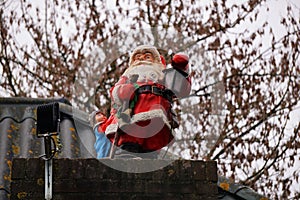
[45,159,53,200]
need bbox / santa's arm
[171,53,191,97]
[110,75,136,105]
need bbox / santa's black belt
[137,85,173,102]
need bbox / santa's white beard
[123,62,165,83]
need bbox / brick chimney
[11,158,218,199]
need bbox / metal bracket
[36,102,61,200]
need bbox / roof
[0,97,268,200]
[0,97,96,199]
[217,176,268,200]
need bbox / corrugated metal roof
[0,97,96,199]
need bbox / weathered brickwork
[10,158,218,200]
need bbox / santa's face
[125,48,165,83]
[131,52,155,66]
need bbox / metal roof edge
[218,175,268,200]
[0,97,90,127]
[0,97,71,105]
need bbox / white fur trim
[105,109,171,135]
[123,64,164,83]
[105,123,119,135]
[131,109,171,128]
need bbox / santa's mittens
[171,53,189,73]
[117,84,136,101]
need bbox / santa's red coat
[100,63,191,151]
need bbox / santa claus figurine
[94,45,191,158]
